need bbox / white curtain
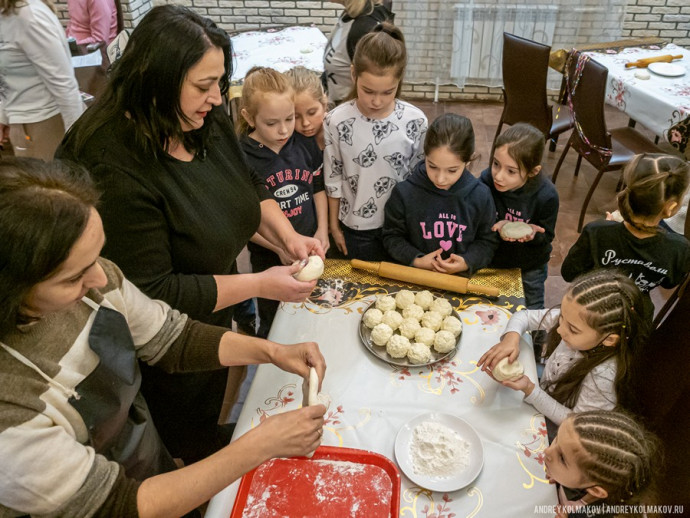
[395,0,627,90]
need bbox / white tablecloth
[205,283,557,517]
[584,43,690,156]
[230,26,327,83]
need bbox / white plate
[647,62,686,77]
[394,412,484,492]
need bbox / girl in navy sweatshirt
[383,113,498,276]
[480,123,559,309]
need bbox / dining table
[582,43,690,159]
[204,260,558,517]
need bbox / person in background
[322,0,394,105]
[237,66,328,338]
[58,6,323,466]
[0,0,85,160]
[324,22,427,261]
[481,123,559,309]
[383,113,498,276]
[66,0,118,45]
[286,65,329,151]
[0,157,326,518]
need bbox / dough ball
[634,70,650,80]
[492,357,525,381]
[421,310,443,331]
[500,221,533,240]
[402,304,424,321]
[414,290,434,310]
[382,309,403,331]
[363,308,383,329]
[414,327,435,346]
[386,334,411,358]
[430,297,453,317]
[399,317,421,339]
[442,315,463,337]
[371,323,394,346]
[407,342,433,364]
[609,210,624,222]
[433,330,457,354]
[395,290,416,310]
[375,295,396,312]
[293,255,324,281]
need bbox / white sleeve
[20,7,85,129]
[503,308,560,338]
[323,113,343,198]
[523,384,572,425]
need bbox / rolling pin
[625,54,683,68]
[351,259,500,298]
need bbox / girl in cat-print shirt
[324,22,427,261]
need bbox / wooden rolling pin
[351,259,500,298]
[625,54,683,68]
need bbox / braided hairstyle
[236,66,294,136]
[617,153,690,234]
[569,410,660,512]
[543,269,649,408]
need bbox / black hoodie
[240,132,324,246]
[383,162,499,275]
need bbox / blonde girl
[478,269,649,427]
[562,153,690,320]
[285,66,328,150]
[324,22,427,261]
[481,123,559,309]
[546,411,659,518]
[238,66,328,337]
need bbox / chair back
[566,53,613,170]
[501,33,553,136]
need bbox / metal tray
[358,292,460,368]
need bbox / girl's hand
[257,264,318,302]
[477,332,521,371]
[270,340,326,384]
[253,405,326,459]
[491,219,509,234]
[330,225,348,256]
[276,247,293,266]
[515,224,545,243]
[555,505,569,518]
[314,228,330,255]
[432,253,468,274]
[413,249,443,271]
[285,234,325,262]
[500,374,535,396]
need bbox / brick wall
[56,0,689,101]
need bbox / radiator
[450,3,558,85]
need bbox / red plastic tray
[230,446,401,517]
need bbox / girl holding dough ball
[238,67,329,337]
[382,113,499,275]
[478,269,649,432]
[480,123,559,309]
[546,410,659,518]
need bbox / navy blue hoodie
[383,162,499,275]
[479,168,559,271]
[240,132,324,247]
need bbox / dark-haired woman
[58,5,324,465]
[0,157,325,517]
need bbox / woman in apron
[0,157,327,517]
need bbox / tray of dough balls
[360,290,462,367]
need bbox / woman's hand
[257,264,317,302]
[477,332,521,371]
[432,253,468,274]
[270,340,326,385]
[413,249,443,271]
[330,225,348,256]
[253,405,326,459]
[314,227,330,255]
[284,234,325,262]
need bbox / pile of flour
[409,421,470,477]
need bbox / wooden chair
[551,52,663,232]
[490,33,574,161]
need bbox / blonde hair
[285,66,327,110]
[236,66,294,135]
[342,0,380,18]
[347,21,406,100]
[2,0,55,15]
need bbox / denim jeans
[340,224,391,261]
[522,263,548,309]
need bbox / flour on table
[409,421,470,477]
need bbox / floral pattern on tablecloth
[400,487,483,518]
[516,414,550,489]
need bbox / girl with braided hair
[545,410,660,518]
[478,269,649,429]
[562,153,690,321]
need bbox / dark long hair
[0,158,99,337]
[64,5,232,158]
[542,269,649,408]
[424,113,476,163]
